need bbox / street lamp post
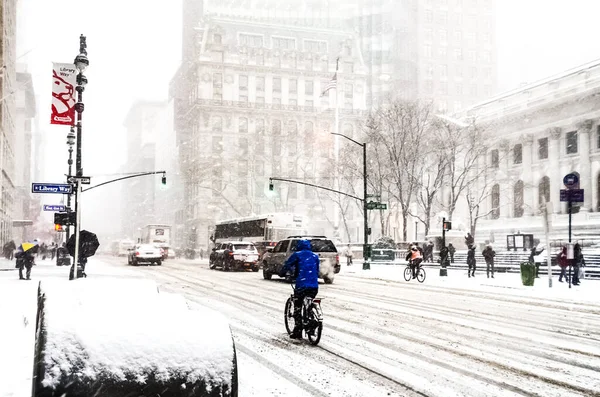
[331,132,370,270]
[71,34,89,280]
[65,128,75,241]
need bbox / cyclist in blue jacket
[279,239,320,339]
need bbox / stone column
[577,120,593,211]
[548,127,562,214]
[522,134,534,216]
[498,139,510,218]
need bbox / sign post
[560,173,583,289]
[72,180,82,281]
[43,205,66,212]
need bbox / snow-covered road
[96,256,600,397]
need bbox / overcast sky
[15,0,600,239]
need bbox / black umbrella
[67,230,100,258]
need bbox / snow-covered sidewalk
[339,262,599,304]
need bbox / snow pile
[35,279,237,396]
[0,280,39,397]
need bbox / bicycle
[404,259,426,283]
[284,284,323,345]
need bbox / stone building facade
[453,58,600,244]
[171,14,368,248]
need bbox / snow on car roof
[38,279,234,390]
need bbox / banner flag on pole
[321,57,340,97]
[50,63,77,125]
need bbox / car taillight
[135,251,140,256]
[336,255,339,263]
[229,252,234,256]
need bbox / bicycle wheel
[403,266,412,281]
[307,322,323,345]
[417,267,426,283]
[284,297,295,335]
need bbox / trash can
[520,262,536,286]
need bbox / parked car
[127,244,163,266]
[262,236,340,284]
[210,242,260,272]
[209,243,227,269]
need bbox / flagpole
[333,58,340,241]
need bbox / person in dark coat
[572,243,584,286]
[528,245,544,278]
[557,246,568,282]
[448,243,456,263]
[482,244,495,278]
[465,233,474,248]
[279,239,319,339]
[15,248,35,280]
[426,241,435,262]
[467,245,476,277]
[3,240,16,260]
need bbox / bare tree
[367,100,432,241]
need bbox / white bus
[214,213,307,253]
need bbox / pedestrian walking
[448,243,456,263]
[467,245,476,277]
[558,246,568,282]
[199,248,204,260]
[50,242,57,260]
[425,241,435,263]
[572,243,584,286]
[482,243,495,278]
[15,243,37,280]
[344,244,353,266]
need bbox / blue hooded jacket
[280,239,319,289]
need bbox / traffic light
[54,224,63,231]
[269,181,274,191]
[443,221,452,231]
[161,173,167,185]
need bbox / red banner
[50,63,77,125]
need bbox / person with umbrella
[66,230,100,279]
[15,242,38,280]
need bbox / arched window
[304,121,314,135]
[491,184,500,219]
[272,120,281,135]
[538,176,550,208]
[514,180,524,218]
[287,120,298,135]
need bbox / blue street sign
[31,183,72,194]
[563,173,579,188]
[43,205,65,212]
[560,189,584,202]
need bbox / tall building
[121,101,174,240]
[171,12,368,248]
[0,0,18,244]
[13,65,36,242]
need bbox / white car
[128,244,163,266]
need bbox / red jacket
[557,248,568,268]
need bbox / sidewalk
[0,258,17,271]
[339,261,599,304]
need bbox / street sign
[32,183,72,194]
[43,205,65,212]
[75,176,91,184]
[563,173,579,189]
[560,189,584,202]
[367,201,387,210]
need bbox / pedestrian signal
[54,224,63,231]
[443,221,452,231]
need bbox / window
[239,117,248,134]
[256,76,265,92]
[490,149,499,168]
[272,97,281,105]
[513,144,522,164]
[272,36,296,50]
[344,83,353,99]
[470,67,477,78]
[514,180,524,218]
[344,62,354,73]
[440,64,447,78]
[273,77,281,93]
[256,96,265,104]
[213,73,222,100]
[426,64,434,77]
[304,39,327,53]
[439,29,447,43]
[425,10,433,23]
[424,45,432,58]
[212,116,223,132]
[566,131,578,154]
[212,135,223,154]
[453,48,463,60]
[272,119,281,135]
[239,75,248,90]
[288,140,297,156]
[289,79,297,94]
[287,120,298,135]
[214,34,222,44]
[425,28,433,42]
[491,184,500,219]
[305,81,314,95]
[305,100,314,108]
[538,137,548,159]
[439,47,447,57]
[239,95,248,103]
[454,31,462,42]
[256,119,265,134]
[239,137,248,156]
[455,84,462,95]
[538,176,550,207]
[273,137,281,156]
[254,136,264,155]
[239,33,263,48]
[482,51,491,62]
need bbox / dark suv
[261,236,340,284]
